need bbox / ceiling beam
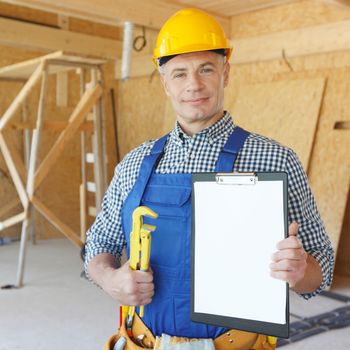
[3,0,231,33]
[115,19,350,79]
[323,0,350,8]
[0,17,120,59]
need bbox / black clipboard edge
[191,171,290,339]
[191,311,289,338]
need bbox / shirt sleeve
[84,162,126,276]
[286,149,335,299]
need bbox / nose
[186,72,203,92]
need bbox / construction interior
[0,0,349,349]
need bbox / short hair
[158,48,227,67]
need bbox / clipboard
[191,172,289,338]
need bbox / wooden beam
[21,100,31,169]
[56,71,68,107]
[34,84,103,190]
[8,120,94,132]
[0,51,106,80]
[0,17,120,60]
[17,66,49,284]
[115,19,350,79]
[79,183,87,242]
[16,213,30,287]
[323,0,350,9]
[3,0,231,33]
[27,66,49,198]
[0,211,26,231]
[0,133,28,208]
[79,69,87,244]
[91,70,104,210]
[31,196,83,248]
[0,63,43,131]
[3,134,27,183]
[208,0,297,16]
[88,206,97,217]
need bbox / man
[85,7,334,346]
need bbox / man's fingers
[271,248,307,262]
[277,236,302,250]
[276,222,300,249]
[270,270,298,283]
[134,270,153,283]
[137,281,155,294]
[270,259,305,272]
[288,222,299,237]
[270,222,309,287]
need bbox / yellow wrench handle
[139,229,152,317]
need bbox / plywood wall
[225,0,350,262]
[335,192,350,276]
[230,78,325,170]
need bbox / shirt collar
[169,111,235,146]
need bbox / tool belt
[103,314,276,350]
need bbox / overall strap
[214,126,250,172]
[130,134,169,205]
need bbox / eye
[173,72,186,79]
[200,67,213,74]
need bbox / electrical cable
[133,26,147,52]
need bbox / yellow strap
[267,336,277,345]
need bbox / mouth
[183,97,209,105]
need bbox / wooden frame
[0,17,120,60]
[0,51,106,287]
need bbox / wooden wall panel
[117,76,175,157]
[335,192,350,276]
[264,65,350,259]
[306,69,350,253]
[230,78,325,170]
[230,0,350,38]
[223,0,350,263]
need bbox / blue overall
[121,127,249,338]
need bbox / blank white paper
[194,179,286,325]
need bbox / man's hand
[87,254,154,306]
[101,260,154,306]
[270,222,308,288]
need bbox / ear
[223,61,230,87]
[160,74,171,97]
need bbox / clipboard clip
[216,172,257,185]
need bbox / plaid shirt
[85,112,334,299]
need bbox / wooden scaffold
[0,51,108,287]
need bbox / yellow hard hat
[153,8,232,66]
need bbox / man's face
[160,51,230,134]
